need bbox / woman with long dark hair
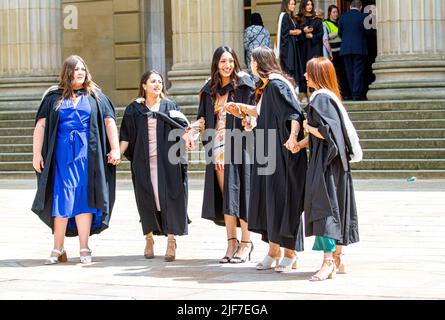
[296,0,324,101]
[298,57,360,281]
[32,55,120,265]
[226,46,307,273]
[275,0,303,86]
[119,70,190,262]
[186,46,256,264]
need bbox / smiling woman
[31,55,120,266]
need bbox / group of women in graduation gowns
[32,46,358,280]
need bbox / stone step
[360,139,445,149]
[351,159,445,170]
[349,110,445,121]
[0,100,41,111]
[0,128,34,136]
[0,161,205,172]
[0,170,206,180]
[0,110,36,121]
[343,100,445,112]
[0,136,33,144]
[0,119,35,128]
[363,149,445,160]
[358,129,445,139]
[354,119,445,130]
[0,144,33,153]
[351,170,445,179]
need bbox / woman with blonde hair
[32,55,120,265]
[297,57,361,281]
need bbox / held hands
[284,134,301,154]
[107,149,121,166]
[33,154,45,173]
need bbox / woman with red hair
[298,57,361,281]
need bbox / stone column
[168,0,244,106]
[0,0,62,108]
[368,0,445,100]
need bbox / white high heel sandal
[274,256,298,273]
[44,248,67,265]
[256,255,280,270]
[79,248,92,264]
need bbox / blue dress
[52,95,103,233]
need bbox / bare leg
[75,213,93,256]
[53,217,68,251]
[334,245,347,273]
[216,169,238,262]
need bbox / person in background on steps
[244,13,271,70]
[119,70,191,262]
[32,55,120,265]
[297,57,360,281]
[226,46,307,274]
[184,46,256,264]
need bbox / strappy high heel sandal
[144,235,155,259]
[230,240,254,264]
[334,252,347,274]
[164,239,177,262]
[256,255,280,270]
[309,258,336,281]
[44,248,68,265]
[79,248,92,264]
[219,238,240,264]
[275,256,298,273]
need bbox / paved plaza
[0,179,444,300]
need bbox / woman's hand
[183,132,196,151]
[304,26,311,33]
[107,148,121,166]
[225,102,244,119]
[215,161,224,172]
[33,154,45,173]
[306,33,313,39]
[242,117,254,132]
[284,134,300,153]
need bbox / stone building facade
[0,0,444,107]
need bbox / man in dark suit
[339,0,369,101]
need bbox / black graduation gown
[197,74,256,226]
[31,89,116,237]
[279,13,303,85]
[304,93,359,246]
[248,79,307,251]
[298,16,324,91]
[119,99,190,236]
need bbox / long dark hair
[251,46,295,102]
[209,46,241,101]
[137,70,167,99]
[280,0,296,18]
[251,13,264,26]
[297,0,316,25]
[57,55,100,109]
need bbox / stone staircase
[0,100,444,179]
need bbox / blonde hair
[306,57,342,101]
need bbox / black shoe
[229,240,254,264]
[219,238,240,264]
